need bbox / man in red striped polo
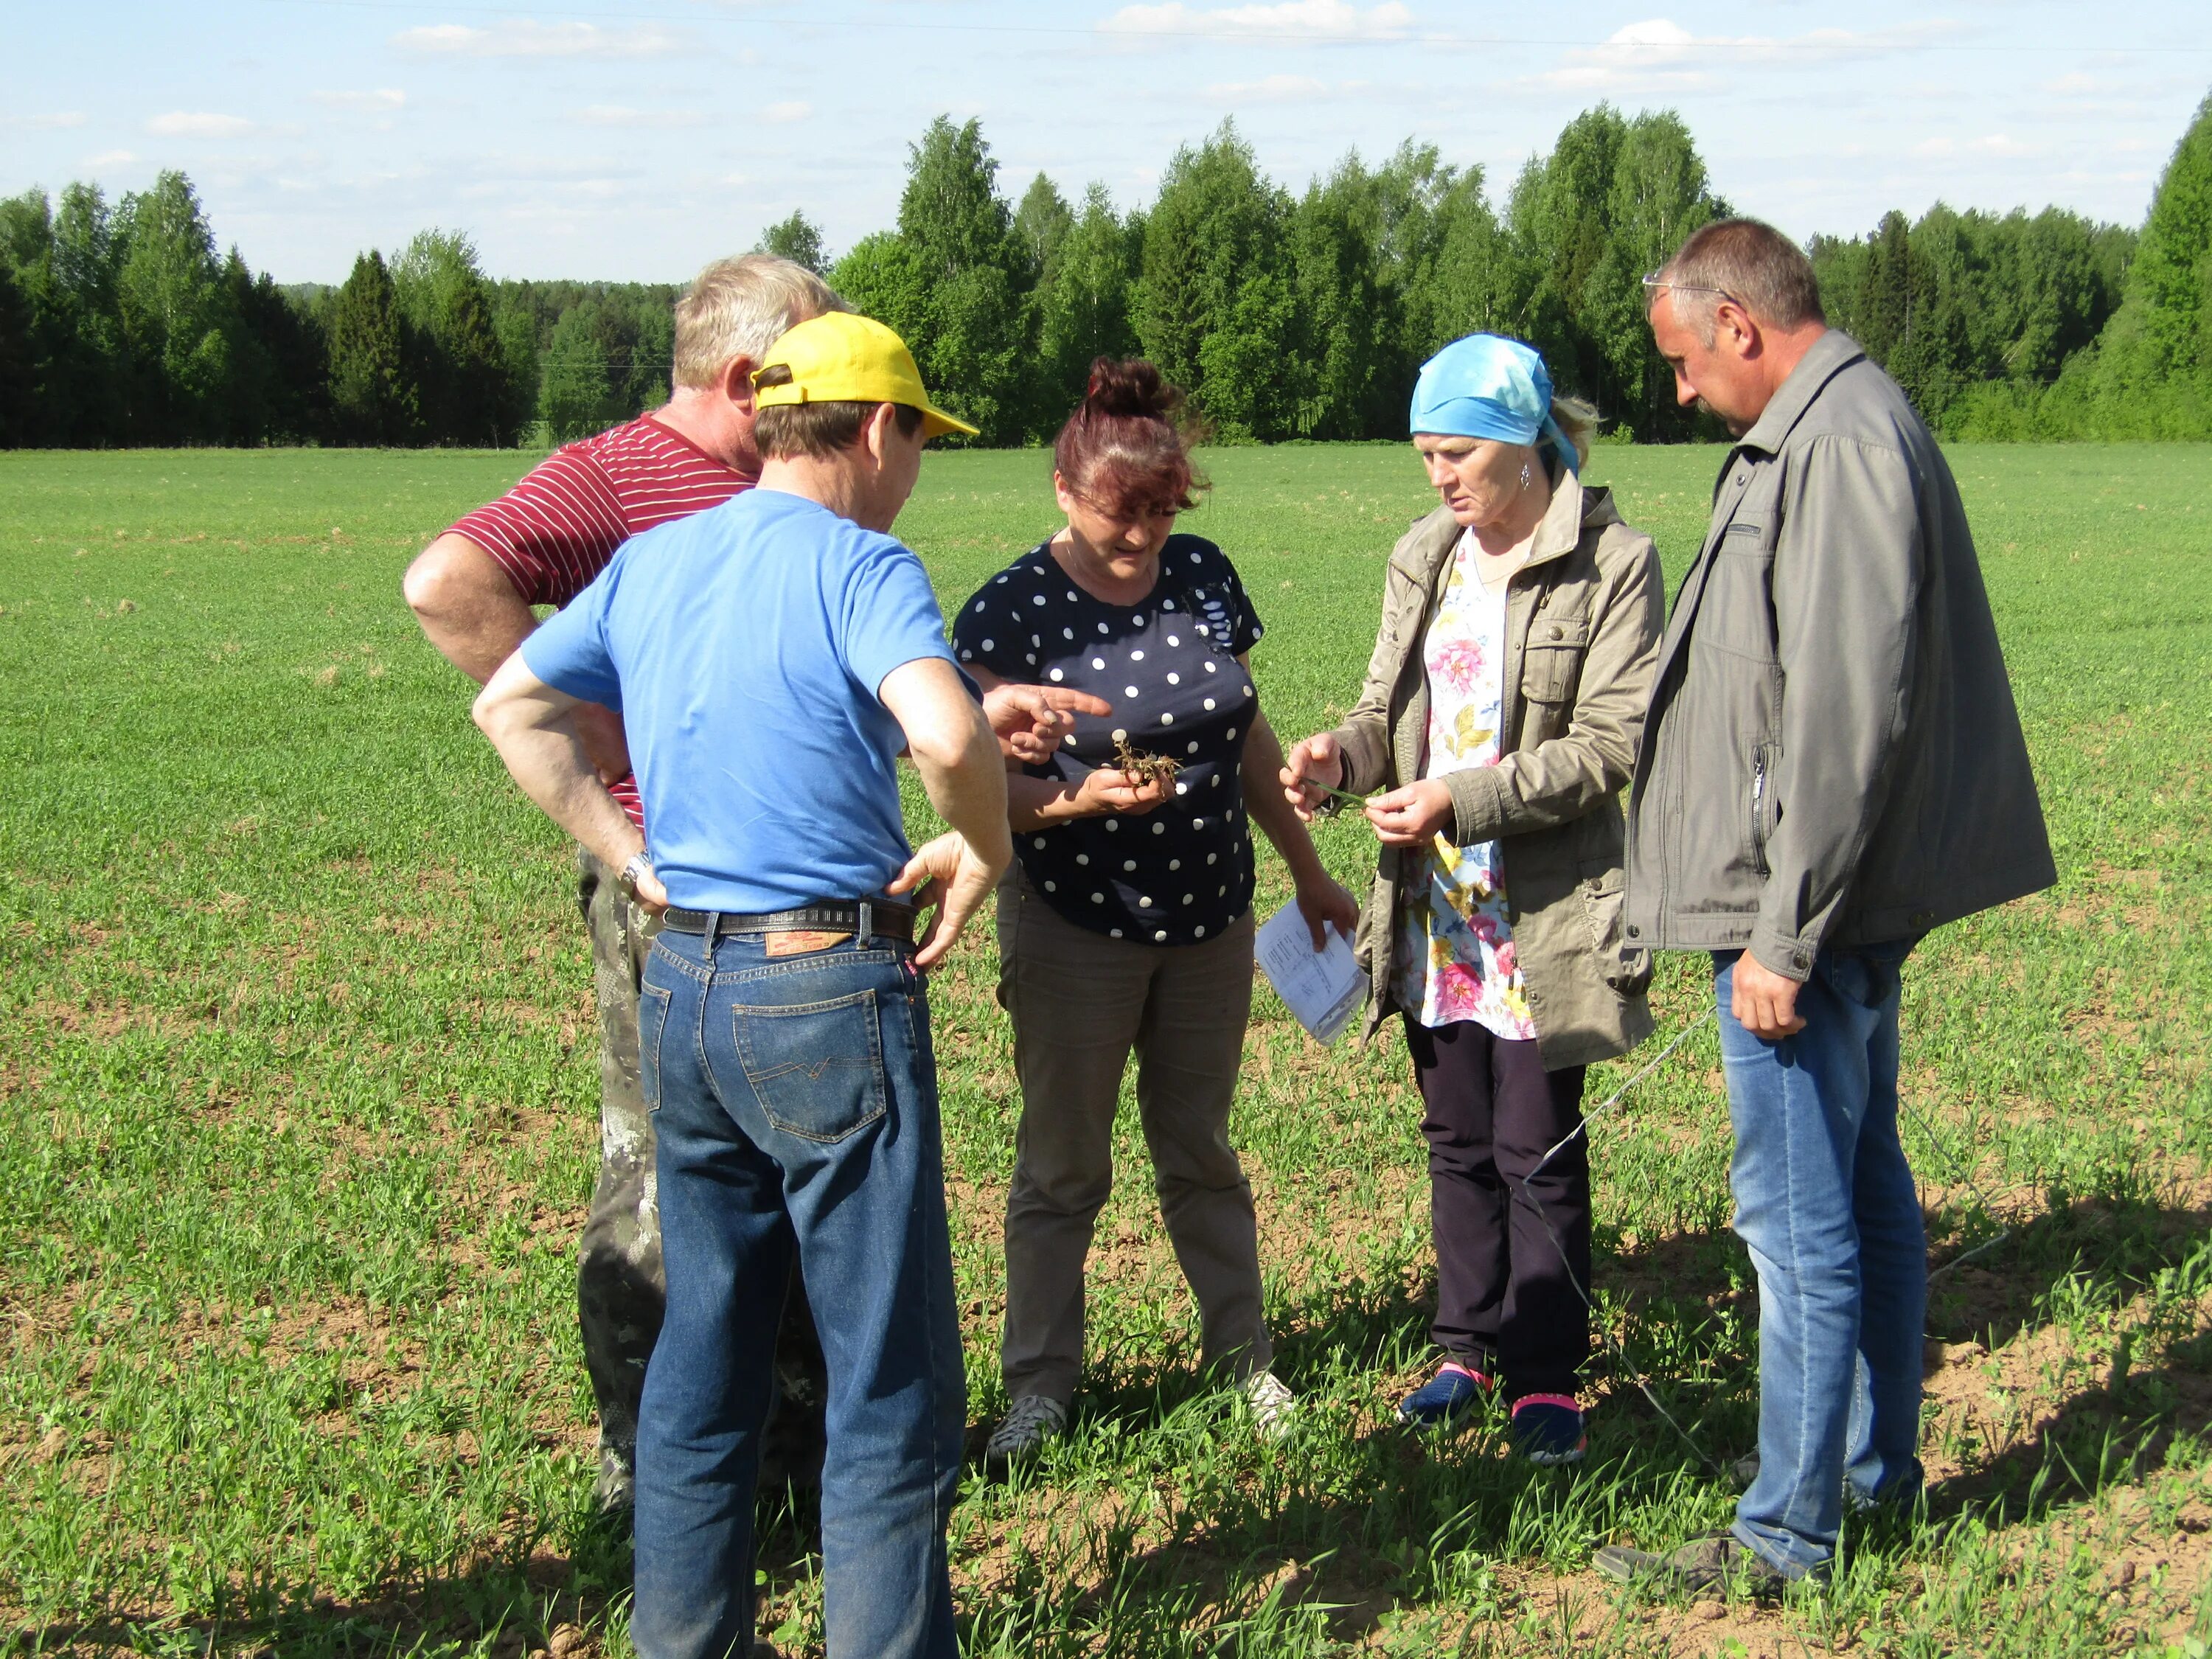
[406,254,844,1512]
[406,255,1106,1517]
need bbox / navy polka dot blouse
[953,534,1265,945]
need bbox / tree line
[1,93,2208,450]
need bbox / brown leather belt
[658,899,917,945]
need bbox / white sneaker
[1239,1369,1297,1441]
[985,1394,1068,1467]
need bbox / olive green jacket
[1327,477,1664,1070]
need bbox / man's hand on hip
[571,700,633,785]
[1732,952,1808,1040]
[888,831,1001,970]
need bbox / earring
[1520,460,1534,490]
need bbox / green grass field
[1,441,2208,1658]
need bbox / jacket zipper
[1751,748,1770,878]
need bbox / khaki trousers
[995,873,1271,1403]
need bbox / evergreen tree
[756,210,827,274]
[18,181,133,443]
[830,232,933,348]
[627,298,674,413]
[538,299,618,442]
[0,189,51,272]
[2120,91,2212,385]
[114,170,236,442]
[1420,164,1513,361]
[1289,153,1392,439]
[493,300,541,443]
[1813,204,2133,434]
[888,115,1034,443]
[1503,105,1627,406]
[1135,121,1301,439]
[1034,184,1140,425]
[1502,106,1722,439]
[2086,91,2212,431]
[327,249,414,445]
[1014,173,1075,281]
[394,230,514,445]
[1596,112,1723,439]
[0,262,32,448]
[226,253,327,443]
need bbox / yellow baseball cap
[753,312,980,439]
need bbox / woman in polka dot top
[953,359,1357,1463]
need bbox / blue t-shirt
[521,488,958,914]
[952,534,1264,945]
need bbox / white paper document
[1255,901,1369,1044]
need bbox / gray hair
[1652,218,1825,345]
[672,254,848,389]
[1550,394,1599,470]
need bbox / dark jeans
[632,926,964,1659]
[1405,1019,1590,1400]
[1717,941,1924,1582]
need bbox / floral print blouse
[1392,530,1538,1040]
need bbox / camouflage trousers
[576,847,827,1509]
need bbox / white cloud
[759,101,813,125]
[1540,17,1956,94]
[1101,0,1412,41]
[85,150,137,167]
[311,88,407,112]
[577,104,703,129]
[1202,74,1332,102]
[2041,72,2123,97]
[1913,134,2042,160]
[147,111,256,137]
[392,20,679,58]
[3,111,86,130]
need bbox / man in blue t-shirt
[473,313,1010,1659]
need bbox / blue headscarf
[1409,333,1579,476]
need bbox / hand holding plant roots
[1111,735,1183,791]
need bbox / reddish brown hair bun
[1054,358,1208,518]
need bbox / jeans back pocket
[734,988,889,1143]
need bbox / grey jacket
[1330,476,1663,1070]
[1622,331,2055,978]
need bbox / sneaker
[985,1394,1068,1469]
[1509,1394,1587,1466]
[1592,1531,1793,1600]
[1395,1361,1492,1430]
[1239,1369,1297,1441]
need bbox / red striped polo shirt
[448,413,754,830]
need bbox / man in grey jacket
[1597,219,2054,1595]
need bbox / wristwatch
[616,850,654,904]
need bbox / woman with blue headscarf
[1281,335,1663,1463]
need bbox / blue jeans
[1717,941,1924,1581]
[630,926,964,1659]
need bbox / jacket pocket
[1576,866,1652,996]
[734,989,888,1143]
[1694,515,1781,664]
[1520,616,1590,706]
[1750,742,1781,878]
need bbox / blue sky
[5,1,2209,283]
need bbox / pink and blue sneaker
[1395,1360,1492,1430]
[1509,1394,1587,1465]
